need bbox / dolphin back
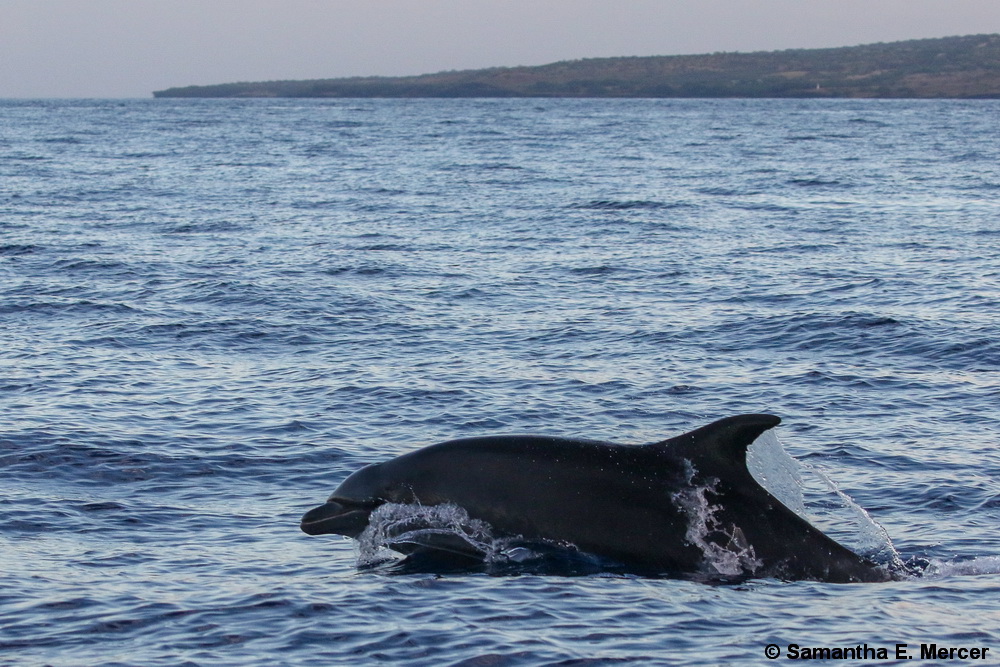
[304,413,892,582]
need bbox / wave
[920,556,1000,578]
[695,311,999,369]
[568,199,691,210]
[0,431,355,487]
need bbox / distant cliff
[154,34,1000,99]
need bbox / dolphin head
[300,461,411,537]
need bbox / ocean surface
[1,98,999,665]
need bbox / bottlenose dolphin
[301,414,892,583]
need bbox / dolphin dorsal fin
[651,414,781,475]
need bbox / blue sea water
[1,97,999,665]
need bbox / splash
[355,502,616,575]
[356,502,497,567]
[747,430,906,573]
[803,461,907,572]
[921,556,1000,578]
[746,430,808,517]
[673,462,763,578]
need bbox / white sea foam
[357,502,497,566]
[921,556,1000,578]
[672,462,763,577]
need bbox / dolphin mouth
[300,498,379,537]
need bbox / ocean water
[1,98,999,665]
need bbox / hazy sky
[3,0,1000,98]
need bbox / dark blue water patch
[727,201,800,213]
[737,242,842,255]
[49,257,141,275]
[3,497,206,537]
[664,384,701,395]
[568,199,690,210]
[904,335,999,369]
[2,152,52,161]
[438,161,524,173]
[170,277,283,307]
[848,117,890,127]
[162,220,248,234]
[321,120,367,129]
[694,185,762,197]
[118,150,179,160]
[0,243,40,255]
[424,286,493,301]
[0,432,355,488]
[77,501,130,512]
[479,162,526,171]
[39,136,86,145]
[0,437,202,486]
[325,384,469,408]
[892,474,1000,520]
[356,187,409,198]
[566,265,629,277]
[952,150,990,162]
[702,311,912,356]
[351,242,418,252]
[130,318,315,347]
[0,299,140,317]
[320,262,396,277]
[781,369,928,397]
[808,277,886,295]
[788,177,852,188]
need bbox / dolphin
[301,414,892,583]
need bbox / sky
[3,0,1000,98]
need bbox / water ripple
[2,98,999,666]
